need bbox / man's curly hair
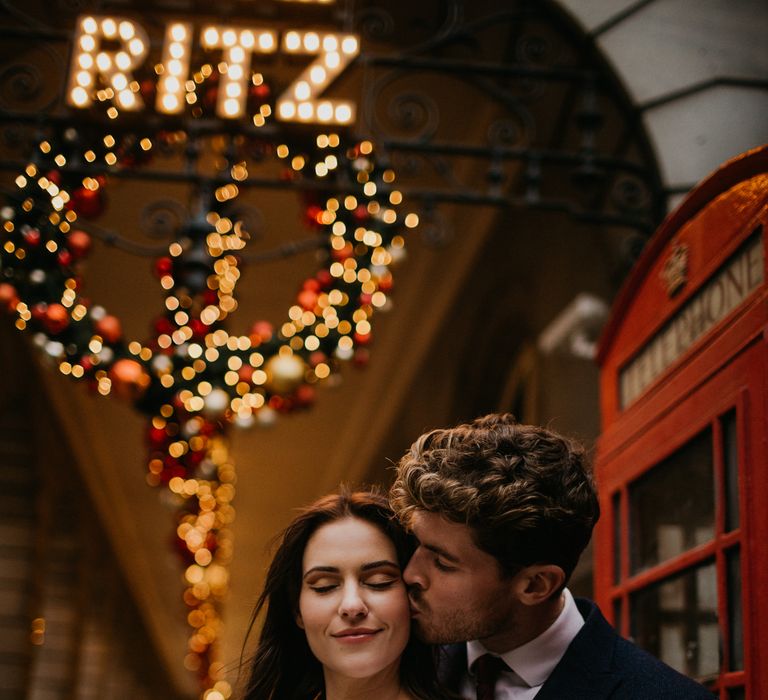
[390,413,600,581]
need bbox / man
[390,413,714,699]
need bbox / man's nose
[403,548,426,588]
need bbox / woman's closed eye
[364,573,401,589]
[305,575,340,593]
[305,572,401,593]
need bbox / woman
[241,488,448,700]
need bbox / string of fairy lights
[0,13,418,698]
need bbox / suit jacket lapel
[438,642,468,692]
[437,600,624,700]
[535,599,622,700]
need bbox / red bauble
[331,242,353,261]
[205,532,218,553]
[378,275,394,292]
[173,535,195,565]
[160,460,186,484]
[302,278,321,293]
[148,425,168,448]
[294,384,316,407]
[69,186,105,219]
[353,331,372,345]
[57,249,72,267]
[139,79,156,100]
[0,283,19,310]
[308,351,328,368]
[186,448,205,466]
[316,270,333,289]
[195,421,215,438]
[297,289,318,310]
[67,230,92,259]
[109,358,151,402]
[44,303,70,334]
[23,228,41,247]
[203,86,218,109]
[95,314,123,344]
[249,83,271,102]
[31,302,47,323]
[153,316,175,336]
[249,320,274,342]
[353,204,369,223]
[237,365,254,383]
[154,256,174,278]
[163,454,180,471]
[189,318,207,339]
[45,170,61,186]
[304,205,323,228]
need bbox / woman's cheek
[386,587,412,647]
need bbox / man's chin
[411,620,452,645]
[410,619,431,641]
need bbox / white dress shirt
[461,588,585,700]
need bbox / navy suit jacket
[438,598,716,699]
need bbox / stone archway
[556,0,768,210]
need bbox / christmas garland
[0,107,413,694]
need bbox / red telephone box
[595,146,768,699]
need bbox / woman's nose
[338,584,368,618]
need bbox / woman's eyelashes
[364,574,400,589]
[306,572,401,593]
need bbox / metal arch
[350,0,664,235]
[0,0,664,258]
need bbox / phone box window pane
[727,548,744,671]
[630,561,719,680]
[630,428,714,573]
[721,410,740,532]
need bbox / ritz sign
[66,11,360,126]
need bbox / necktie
[474,653,508,700]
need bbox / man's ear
[513,564,566,605]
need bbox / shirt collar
[466,588,585,688]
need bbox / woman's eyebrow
[303,566,339,579]
[360,559,399,571]
[303,560,400,578]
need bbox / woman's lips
[332,628,381,643]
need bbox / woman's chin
[325,654,400,682]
